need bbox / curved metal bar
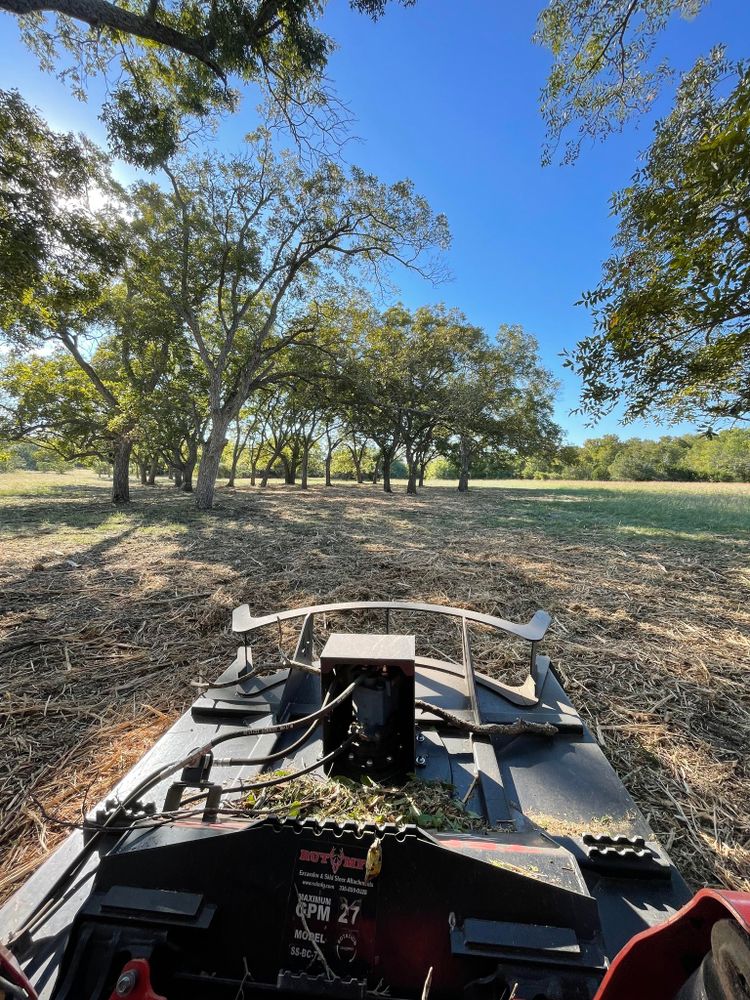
[232,601,551,644]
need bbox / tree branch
[2,0,225,78]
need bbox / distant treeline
[4,430,749,485]
[0,442,70,474]
[431,430,750,483]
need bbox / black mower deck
[0,602,691,1000]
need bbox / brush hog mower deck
[1,601,749,1000]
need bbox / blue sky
[2,1,749,443]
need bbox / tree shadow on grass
[0,481,221,538]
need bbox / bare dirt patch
[1,473,749,903]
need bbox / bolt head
[115,970,138,996]
[415,755,427,767]
[415,732,426,743]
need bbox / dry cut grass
[1,470,749,904]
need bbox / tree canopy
[9,0,750,479]
[536,0,710,164]
[0,88,124,332]
[444,323,560,491]
[127,133,449,508]
[536,2,750,426]
[3,0,415,164]
[567,51,750,427]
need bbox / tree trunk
[250,462,257,486]
[138,460,147,485]
[182,460,196,492]
[227,421,243,487]
[405,448,418,495]
[260,446,282,487]
[418,458,427,488]
[286,442,300,485]
[381,451,393,494]
[174,469,184,488]
[147,458,158,485]
[111,439,132,504]
[325,450,333,486]
[458,437,471,492]
[300,444,310,489]
[194,417,230,510]
[347,439,369,484]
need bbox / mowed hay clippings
[1,471,749,903]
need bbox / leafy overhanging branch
[567,51,750,426]
[535,0,709,164]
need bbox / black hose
[179,697,331,805]
[37,737,355,831]
[203,717,322,770]
[217,736,355,797]
[115,679,358,815]
[9,681,357,947]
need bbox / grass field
[1,470,749,903]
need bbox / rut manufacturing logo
[299,847,366,874]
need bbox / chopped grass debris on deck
[239,775,484,831]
